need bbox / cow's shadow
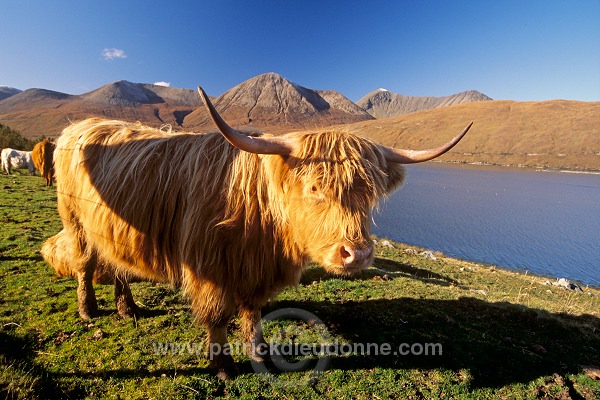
[257,296,600,389]
[301,257,460,287]
[0,331,76,398]
[71,293,595,390]
[9,291,598,394]
[293,259,599,388]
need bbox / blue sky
[1,1,599,102]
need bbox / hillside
[0,74,374,137]
[183,73,374,132]
[357,88,492,119]
[341,99,600,171]
[0,82,204,137]
[0,88,74,112]
[0,86,22,101]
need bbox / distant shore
[432,159,600,175]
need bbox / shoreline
[374,237,600,291]
[431,159,600,175]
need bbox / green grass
[1,172,599,399]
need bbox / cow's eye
[307,184,322,199]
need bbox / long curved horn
[380,122,473,164]
[197,87,294,155]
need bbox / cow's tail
[41,230,76,279]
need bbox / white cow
[1,148,36,175]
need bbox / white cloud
[153,81,170,87]
[102,48,127,60]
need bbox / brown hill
[339,100,600,171]
[0,75,372,137]
[357,88,492,119]
[0,88,74,112]
[0,82,205,138]
[0,87,22,102]
[184,73,374,133]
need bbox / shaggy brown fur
[45,117,405,378]
[31,139,55,186]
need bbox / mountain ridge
[0,86,23,102]
[184,73,373,131]
[357,88,492,119]
[0,73,494,137]
[2,73,598,173]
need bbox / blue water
[372,164,600,287]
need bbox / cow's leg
[114,276,140,319]
[239,305,267,362]
[44,168,52,186]
[185,272,237,380]
[77,252,98,321]
[206,324,238,380]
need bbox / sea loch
[373,164,600,287]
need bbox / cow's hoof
[79,312,91,321]
[210,357,239,381]
[77,292,98,321]
[215,367,236,381]
[118,307,141,320]
[78,309,96,321]
[248,353,266,363]
[247,342,270,363]
[117,301,141,320]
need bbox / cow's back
[54,119,253,284]
[32,140,54,176]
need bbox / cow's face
[196,86,469,273]
[280,131,405,275]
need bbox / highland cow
[32,139,56,186]
[1,148,35,175]
[43,87,471,379]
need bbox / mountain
[139,84,202,107]
[341,99,600,171]
[0,82,204,137]
[79,81,165,106]
[357,88,492,119]
[0,75,373,137]
[78,81,202,107]
[2,75,598,172]
[0,86,22,102]
[184,73,373,132]
[0,74,491,138]
[0,88,74,112]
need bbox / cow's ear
[385,164,406,194]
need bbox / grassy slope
[341,100,600,172]
[1,173,599,399]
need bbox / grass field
[1,172,599,399]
